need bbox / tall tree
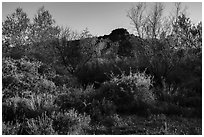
[172,14,202,49]
[127,3,164,39]
[127,2,147,38]
[146,3,164,39]
[2,7,31,58]
[53,27,98,75]
[127,2,190,40]
[29,6,60,63]
[31,6,60,43]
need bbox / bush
[76,61,112,88]
[34,79,56,94]
[54,86,95,113]
[76,58,140,88]
[2,57,18,76]
[2,121,21,135]
[100,114,123,128]
[52,109,91,135]
[2,93,58,123]
[2,57,58,99]
[26,113,57,135]
[52,74,78,87]
[88,98,117,123]
[54,85,117,122]
[98,71,155,114]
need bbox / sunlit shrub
[2,93,58,123]
[2,97,36,122]
[17,58,42,74]
[34,79,56,94]
[2,57,58,98]
[26,113,57,135]
[52,109,91,135]
[2,121,21,135]
[99,71,155,113]
[2,57,18,77]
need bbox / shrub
[54,85,117,123]
[2,57,43,97]
[2,97,37,122]
[2,57,17,77]
[55,87,86,112]
[52,74,78,87]
[34,79,56,94]
[54,85,96,113]
[153,79,202,118]
[52,109,91,135]
[2,121,21,135]
[100,114,123,128]
[76,61,111,88]
[98,70,155,113]
[26,113,57,135]
[76,58,139,88]
[177,96,202,108]
[159,102,183,116]
[2,93,58,123]
[25,93,58,114]
[88,98,117,123]
[17,58,42,74]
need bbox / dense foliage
[2,6,202,135]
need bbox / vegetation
[2,3,202,135]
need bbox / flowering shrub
[110,71,154,103]
[99,70,155,113]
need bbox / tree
[172,14,202,49]
[146,3,164,39]
[80,27,93,39]
[31,6,60,43]
[2,8,31,58]
[29,6,60,63]
[127,3,164,39]
[53,27,98,75]
[127,2,147,38]
[127,2,190,40]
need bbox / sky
[2,2,202,36]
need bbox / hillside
[2,6,202,135]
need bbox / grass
[87,114,202,135]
